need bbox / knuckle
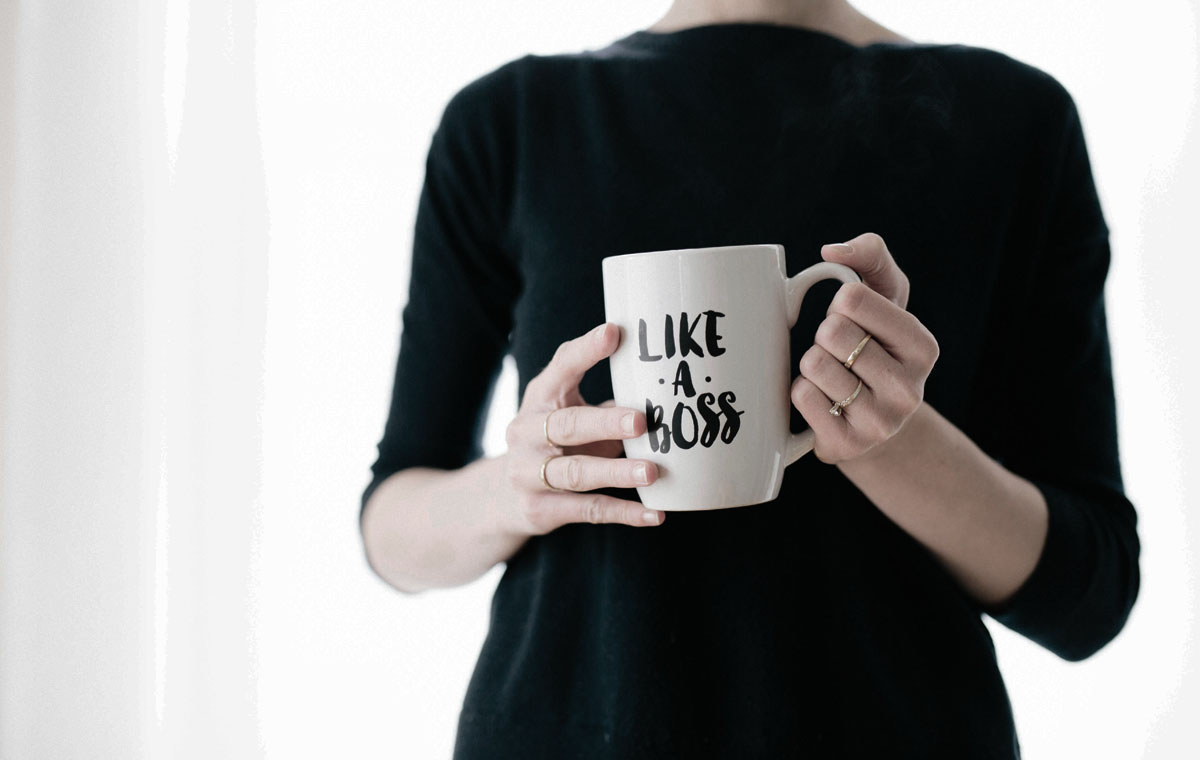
[557,407,579,443]
[820,312,859,348]
[550,390,574,413]
[898,380,921,411]
[583,496,605,525]
[798,346,823,376]
[551,341,571,365]
[900,309,922,333]
[790,378,811,407]
[566,457,586,490]
[835,282,868,314]
[524,374,546,400]
[814,316,842,349]
[923,329,941,366]
[504,417,522,449]
[794,378,823,410]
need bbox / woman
[361,1,1141,756]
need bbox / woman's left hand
[791,232,940,464]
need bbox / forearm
[360,455,529,594]
[837,402,1049,608]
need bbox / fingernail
[828,243,854,255]
[634,462,649,485]
[622,412,636,435]
[642,510,661,524]
[594,323,609,343]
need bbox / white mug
[602,244,860,511]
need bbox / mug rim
[601,242,782,265]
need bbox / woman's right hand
[503,321,665,535]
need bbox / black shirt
[362,23,1140,758]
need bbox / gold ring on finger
[844,333,873,369]
[829,379,864,416]
[544,409,562,448]
[540,454,565,491]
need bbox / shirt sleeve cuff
[980,477,1126,661]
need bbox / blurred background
[1,1,1197,757]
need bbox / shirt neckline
[616,21,863,54]
[612,21,924,58]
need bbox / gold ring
[829,379,864,416]
[544,410,561,448]
[844,333,872,369]
[540,454,565,491]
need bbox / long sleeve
[972,82,1140,661]
[360,70,521,524]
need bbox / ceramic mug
[601,243,860,511]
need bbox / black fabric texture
[361,22,1140,759]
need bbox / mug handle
[783,261,862,465]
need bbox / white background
[2,1,1198,758]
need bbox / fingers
[790,378,852,463]
[546,405,645,447]
[526,322,619,404]
[797,343,873,421]
[820,232,910,308]
[541,454,657,492]
[563,400,624,456]
[508,404,645,449]
[825,282,937,366]
[570,437,626,459]
[535,492,665,529]
[507,451,665,533]
[814,312,904,384]
[793,235,939,465]
[504,393,667,532]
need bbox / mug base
[639,493,778,512]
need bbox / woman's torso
[452,24,1061,758]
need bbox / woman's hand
[503,322,665,535]
[791,232,940,464]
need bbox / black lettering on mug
[718,391,743,444]
[704,310,726,357]
[638,319,662,362]
[672,403,699,450]
[646,398,670,454]
[697,392,720,446]
[637,311,726,362]
[679,312,705,357]
[636,310,741,453]
[672,360,696,398]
